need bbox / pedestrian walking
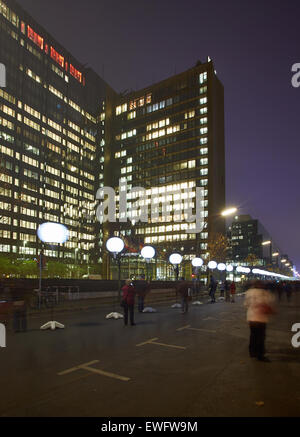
[177,277,190,314]
[230,281,236,303]
[244,280,276,362]
[135,274,150,313]
[224,280,230,302]
[121,279,136,326]
[209,275,217,303]
[220,281,225,298]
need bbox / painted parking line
[58,360,130,382]
[177,325,217,334]
[58,360,99,376]
[136,337,186,350]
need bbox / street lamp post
[106,237,125,301]
[262,240,272,266]
[141,246,156,281]
[169,253,183,281]
[37,222,69,331]
[192,257,204,300]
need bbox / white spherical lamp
[217,263,226,271]
[37,222,69,244]
[208,261,217,270]
[169,253,183,265]
[192,257,204,267]
[106,237,124,254]
[141,246,156,260]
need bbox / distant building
[227,214,276,266]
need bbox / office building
[104,61,225,279]
[0,0,111,272]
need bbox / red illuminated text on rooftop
[50,47,64,68]
[27,25,44,50]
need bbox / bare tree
[207,232,228,262]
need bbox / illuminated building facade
[0,0,109,270]
[106,62,225,279]
[0,0,225,280]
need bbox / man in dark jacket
[177,277,190,314]
[209,275,217,303]
[135,274,151,313]
[122,279,136,326]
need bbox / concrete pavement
[0,293,299,417]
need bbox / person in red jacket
[122,279,136,326]
[230,281,236,303]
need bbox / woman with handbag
[244,280,276,362]
[121,279,136,326]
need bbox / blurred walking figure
[177,277,190,314]
[135,274,151,313]
[230,281,236,303]
[209,275,217,303]
[225,280,231,302]
[244,280,276,362]
[121,279,136,326]
[220,281,225,298]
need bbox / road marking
[177,325,217,334]
[58,360,130,381]
[136,337,186,350]
[82,365,130,382]
[136,337,159,347]
[58,360,99,376]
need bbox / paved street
[0,293,299,417]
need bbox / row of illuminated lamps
[36,224,294,280]
[106,237,293,279]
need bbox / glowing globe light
[169,253,183,265]
[106,237,124,254]
[208,261,217,270]
[37,222,69,244]
[217,263,226,271]
[226,265,234,272]
[141,246,156,259]
[236,266,251,274]
[192,257,204,267]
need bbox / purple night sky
[18,0,300,269]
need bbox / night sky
[18,0,300,269]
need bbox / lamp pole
[106,237,125,302]
[141,246,156,281]
[37,222,69,330]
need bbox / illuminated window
[50,47,64,68]
[70,64,82,83]
[199,72,208,84]
[27,25,44,50]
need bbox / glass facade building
[0,0,109,271]
[0,0,225,279]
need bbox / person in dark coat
[135,274,151,313]
[209,275,217,303]
[10,284,28,333]
[224,280,231,302]
[121,279,136,326]
[177,277,190,314]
